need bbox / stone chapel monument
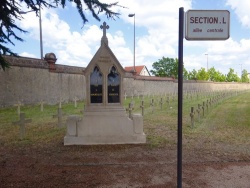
[64,22,146,145]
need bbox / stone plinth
[64,106,146,145]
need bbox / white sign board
[185,10,230,40]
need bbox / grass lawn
[0,90,249,155]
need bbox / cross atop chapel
[100,22,109,45]
[100,22,109,37]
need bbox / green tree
[208,67,217,81]
[196,67,209,81]
[187,69,197,80]
[241,69,249,82]
[208,67,226,82]
[226,68,240,82]
[183,68,189,80]
[217,73,226,82]
[150,57,179,78]
[0,0,121,70]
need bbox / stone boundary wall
[0,56,86,107]
[124,77,250,96]
[1,55,250,107]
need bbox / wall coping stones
[134,75,175,81]
[3,55,49,69]
[3,55,85,75]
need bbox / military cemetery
[1,8,250,187]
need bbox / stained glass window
[108,66,120,103]
[90,66,103,103]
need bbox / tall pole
[128,14,135,72]
[133,15,135,72]
[178,7,184,188]
[205,54,208,71]
[239,64,242,82]
[39,5,43,59]
[20,7,43,59]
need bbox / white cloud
[17,7,99,66]
[19,52,37,58]
[112,0,192,70]
[13,0,250,76]
[184,37,250,74]
[119,0,192,49]
[16,0,192,70]
[226,0,250,28]
[183,1,250,75]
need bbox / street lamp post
[239,63,242,82]
[128,13,135,72]
[39,5,43,59]
[205,54,208,71]
[20,6,43,59]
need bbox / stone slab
[132,114,143,134]
[66,115,82,136]
[64,106,146,145]
[64,134,146,145]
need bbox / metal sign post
[177,8,230,188]
[177,7,184,188]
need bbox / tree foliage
[183,68,189,80]
[226,68,240,82]
[150,57,177,78]
[186,68,209,81]
[208,67,226,82]
[185,66,241,82]
[187,69,197,80]
[241,69,249,82]
[150,56,187,79]
[0,0,122,70]
[149,57,246,83]
[196,67,209,81]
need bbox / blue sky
[8,0,250,76]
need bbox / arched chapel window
[90,66,103,103]
[108,66,120,103]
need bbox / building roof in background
[124,65,150,76]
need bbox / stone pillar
[45,53,57,72]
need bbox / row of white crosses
[124,89,243,120]
[189,90,240,128]
[124,89,247,104]
[14,100,46,115]
[12,97,80,140]
[126,95,176,117]
[14,97,80,115]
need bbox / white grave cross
[12,113,32,139]
[40,100,44,112]
[14,101,23,115]
[53,108,65,127]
